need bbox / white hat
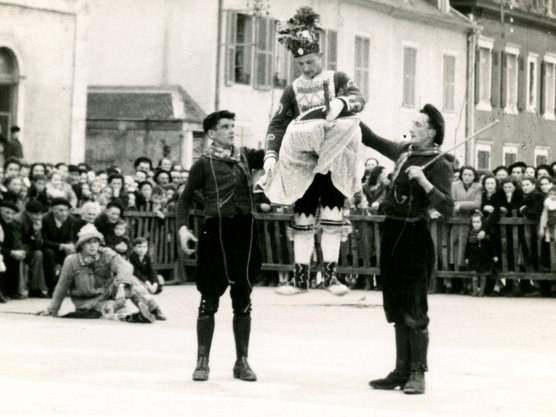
[75,223,104,250]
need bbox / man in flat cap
[361,104,454,395]
[262,7,365,295]
[41,198,81,296]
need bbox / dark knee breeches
[379,218,434,330]
[196,214,261,317]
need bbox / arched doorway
[0,47,19,140]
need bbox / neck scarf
[207,144,240,161]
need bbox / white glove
[179,226,198,255]
[326,98,345,122]
[264,157,277,176]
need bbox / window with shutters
[443,54,456,112]
[526,54,538,112]
[503,47,519,114]
[402,46,417,107]
[477,46,492,110]
[323,30,338,71]
[476,143,491,171]
[253,17,274,90]
[542,56,556,119]
[225,12,253,85]
[503,144,518,167]
[355,36,370,99]
[225,13,274,89]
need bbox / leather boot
[403,329,428,395]
[369,324,410,390]
[232,314,257,381]
[192,315,215,381]
[323,262,349,296]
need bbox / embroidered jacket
[265,70,365,160]
[176,146,264,227]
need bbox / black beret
[0,200,19,212]
[420,104,444,146]
[134,157,153,169]
[509,161,527,172]
[68,164,80,173]
[50,198,71,208]
[25,200,47,214]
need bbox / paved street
[0,285,555,417]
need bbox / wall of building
[0,0,84,163]
[86,0,470,170]
[473,16,556,167]
[218,0,470,169]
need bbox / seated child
[129,237,165,294]
[105,219,131,258]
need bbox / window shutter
[491,50,500,107]
[254,16,273,90]
[540,61,545,115]
[517,56,525,111]
[475,49,481,104]
[499,52,506,108]
[224,11,237,86]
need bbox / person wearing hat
[15,200,49,298]
[177,110,263,382]
[0,200,27,301]
[509,161,527,183]
[41,198,81,296]
[5,126,23,160]
[360,104,454,395]
[262,7,365,296]
[37,223,165,322]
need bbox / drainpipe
[466,18,479,166]
[214,0,223,111]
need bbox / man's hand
[10,250,26,261]
[60,243,75,254]
[326,98,345,122]
[477,230,486,240]
[263,157,277,177]
[406,165,433,193]
[179,226,198,255]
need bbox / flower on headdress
[276,7,322,57]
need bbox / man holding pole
[360,105,454,395]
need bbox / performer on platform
[262,7,365,296]
[361,105,454,394]
[177,110,263,382]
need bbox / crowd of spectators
[0,129,181,304]
[356,158,556,298]
[1,125,555,302]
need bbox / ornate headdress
[276,7,322,58]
